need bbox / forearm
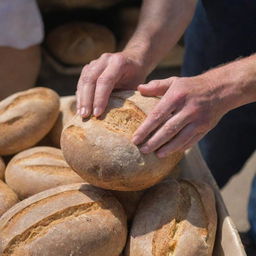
[201,54,256,112]
[123,0,196,74]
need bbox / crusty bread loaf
[38,0,122,10]
[0,157,5,180]
[61,91,183,191]
[5,146,83,199]
[46,22,116,65]
[0,180,19,217]
[125,179,217,256]
[0,183,127,256]
[49,96,76,147]
[0,87,60,155]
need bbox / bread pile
[0,87,217,255]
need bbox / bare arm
[133,54,256,157]
[76,0,196,117]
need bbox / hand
[132,75,231,157]
[76,50,148,118]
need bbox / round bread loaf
[49,96,76,147]
[0,183,127,256]
[125,179,217,256]
[0,87,60,155]
[38,0,122,10]
[5,146,83,199]
[0,157,5,180]
[61,91,183,191]
[46,22,116,65]
[0,180,19,217]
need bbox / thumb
[138,77,176,96]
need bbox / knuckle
[163,123,177,135]
[113,54,126,65]
[97,75,115,85]
[150,110,164,122]
[101,53,111,59]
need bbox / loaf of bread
[61,91,183,191]
[38,0,122,10]
[0,87,60,155]
[0,180,19,217]
[0,157,5,180]
[5,146,83,199]
[125,179,217,256]
[46,22,116,65]
[49,96,76,147]
[0,183,127,256]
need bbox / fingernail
[80,107,85,116]
[80,107,90,117]
[132,135,140,145]
[93,107,102,117]
[76,109,80,115]
[140,146,149,154]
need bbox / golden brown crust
[0,87,60,155]
[49,96,76,147]
[0,183,127,256]
[61,91,183,191]
[0,157,5,180]
[125,179,217,256]
[5,146,83,199]
[0,180,19,217]
[46,22,116,65]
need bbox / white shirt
[0,0,44,49]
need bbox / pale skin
[76,0,256,158]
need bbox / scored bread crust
[125,179,217,256]
[0,157,5,180]
[5,146,83,199]
[49,96,76,147]
[0,87,60,155]
[61,91,183,191]
[0,180,19,218]
[0,183,127,256]
[46,22,116,65]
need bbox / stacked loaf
[47,22,116,65]
[0,88,217,255]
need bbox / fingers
[76,56,108,117]
[156,124,202,158]
[139,113,189,154]
[132,89,176,145]
[138,78,175,97]
[93,54,126,117]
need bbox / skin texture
[76,0,256,157]
[0,46,41,100]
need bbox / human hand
[132,75,231,158]
[76,50,148,118]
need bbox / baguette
[0,87,60,155]
[0,180,19,217]
[46,22,116,65]
[0,157,5,180]
[125,179,217,256]
[49,96,76,147]
[5,146,83,199]
[0,183,127,256]
[61,91,183,191]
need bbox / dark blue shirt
[182,0,256,76]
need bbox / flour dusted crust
[0,183,127,256]
[0,180,19,218]
[0,87,60,155]
[61,91,183,191]
[49,96,76,147]
[125,179,217,256]
[5,146,83,199]
[46,22,116,65]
